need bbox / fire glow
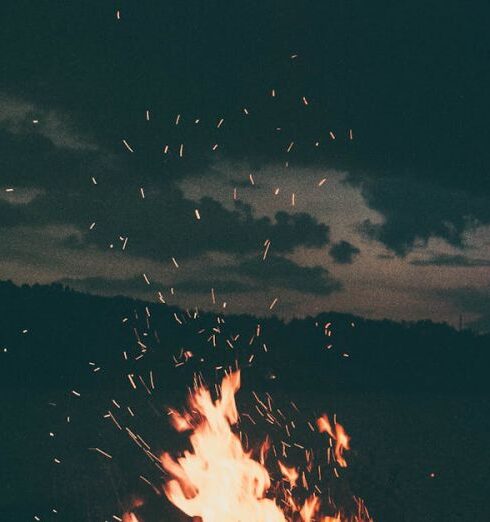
[124,371,372,522]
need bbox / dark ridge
[0,279,488,394]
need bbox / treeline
[0,280,488,393]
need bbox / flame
[317,415,351,468]
[278,461,299,487]
[161,371,286,521]
[125,371,372,522]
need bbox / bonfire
[124,371,372,522]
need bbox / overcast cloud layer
[1,2,489,331]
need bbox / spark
[90,447,113,459]
[122,139,134,152]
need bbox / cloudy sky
[1,1,489,331]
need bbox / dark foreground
[1,282,489,521]
[2,388,489,522]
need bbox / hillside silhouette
[1,279,488,394]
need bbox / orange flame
[317,415,351,468]
[125,371,372,522]
[161,371,286,520]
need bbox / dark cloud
[354,177,490,255]
[437,286,490,314]
[411,254,490,267]
[435,285,490,333]
[58,251,343,298]
[467,315,490,334]
[0,128,102,191]
[2,1,489,257]
[3,2,489,186]
[0,105,330,262]
[1,182,330,262]
[0,93,97,151]
[58,276,150,296]
[237,255,342,296]
[329,240,360,264]
[173,279,254,295]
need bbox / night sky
[1,1,489,331]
